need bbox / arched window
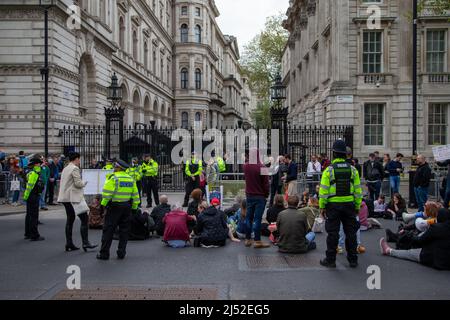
[132,30,138,60]
[181,112,189,129]
[152,48,157,73]
[160,57,164,80]
[144,41,149,70]
[119,17,125,49]
[195,69,202,90]
[181,68,188,89]
[195,112,202,122]
[180,24,188,43]
[195,25,202,43]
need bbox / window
[160,58,164,80]
[428,103,448,145]
[119,17,125,49]
[132,31,138,60]
[195,112,202,122]
[181,112,189,129]
[364,103,384,146]
[195,69,202,89]
[180,24,188,43]
[195,25,202,44]
[195,7,201,17]
[363,31,382,73]
[181,68,188,89]
[427,30,446,73]
[181,6,188,15]
[144,41,149,70]
[152,48,157,73]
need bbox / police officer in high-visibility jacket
[97,159,140,260]
[141,154,159,208]
[319,140,363,269]
[102,159,114,170]
[216,155,227,174]
[23,157,45,241]
[183,152,203,207]
[126,157,142,201]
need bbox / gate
[59,125,353,192]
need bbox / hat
[115,159,130,169]
[332,139,347,154]
[28,157,43,166]
[211,198,220,206]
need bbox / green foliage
[418,0,450,14]
[250,100,272,130]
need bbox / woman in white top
[57,152,97,252]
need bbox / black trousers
[62,202,89,246]
[144,177,159,207]
[325,202,360,263]
[25,193,40,239]
[100,202,131,257]
[46,180,55,204]
[184,176,200,206]
[269,183,282,207]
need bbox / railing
[427,73,450,83]
[358,73,393,85]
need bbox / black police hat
[28,157,43,166]
[115,159,130,169]
[332,139,347,154]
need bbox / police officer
[97,160,140,260]
[319,140,363,268]
[216,154,227,174]
[141,154,159,208]
[182,152,203,207]
[126,157,142,201]
[102,159,114,170]
[23,157,45,241]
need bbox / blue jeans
[390,176,400,195]
[367,181,381,203]
[414,187,428,212]
[305,232,316,251]
[245,196,266,241]
[339,216,361,247]
[167,240,188,248]
[39,184,47,208]
[11,190,20,203]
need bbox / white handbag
[10,178,20,191]
[71,198,89,215]
[312,217,325,233]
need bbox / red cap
[211,198,220,206]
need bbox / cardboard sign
[82,169,113,195]
[432,145,450,162]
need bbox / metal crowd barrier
[0,172,11,204]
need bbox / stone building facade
[282,0,450,159]
[0,0,251,153]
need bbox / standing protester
[269,156,285,207]
[141,154,159,208]
[437,159,450,209]
[413,154,432,212]
[18,151,28,170]
[363,153,384,203]
[8,156,21,206]
[320,153,331,171]
[126,157,143,201]
[386,153,404,195]
[319,140,363,268]
[23,157,45,241]
[46,157,58,206]
[282,154,298,197]
[57,152,97,252]
[183,152,203,207]
[244,148,270,249]
[97,160,140,260]
[346,147,362,177]
[306,155,321,196]
[38,157,50,211]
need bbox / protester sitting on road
[150,195,171,237]
[228,199,249,240]
[129,208,153,241]
[373,195,387,218]
[162,204,196,248]
[224,195,244,218]
[195,198,229,248]
[380,208,450,270]
[266,195,285,224]
[299,197,320,231]
[276,195,316,254]
[385,193,407,221]
[187,188,203,217]
[299,191,309,208]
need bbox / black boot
[385,229,398,243]
[79,213,98,252]
[65,223,78,251]
[320,258,336,268]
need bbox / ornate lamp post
[105,73,124,159]
[270,73,288,154]
[39,0,55,158]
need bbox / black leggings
[62,202,89,246]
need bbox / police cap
[115,159,130,169]
[28,157,43,166]
[332,139,347,154]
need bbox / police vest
[330,162,352,197]
[217,157,226,173]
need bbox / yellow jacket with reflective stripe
[141,160,158,177]
[185,158,203,177]
[217,157,226,173]
[101,171,140,210]
[126,165,142,182]
[23,166,41,201]
[103,164,114,170]
[319,158,363,210]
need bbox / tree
[418,0,450,15]
[241,13,288,128]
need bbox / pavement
[0,194,450,300]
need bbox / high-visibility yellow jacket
[319,158,363,210]
[217,157,226,173]
[126,165,142,182]
[103,164,114,170]
[141,160,159,177]
[185,158,203,177]
[101,171,140,210]
[23,166,42,201]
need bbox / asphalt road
[0,206,449,300]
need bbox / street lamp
[270,73,288,154]
[412,0,418,156]
[39,0,55,158]
[105,73,124,160]
[107,73,123,107]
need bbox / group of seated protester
[380,202,450,270]
[372,193,408,220]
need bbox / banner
[432,144,450,162]
[82,169,113,195]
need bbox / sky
[215,0,290,53]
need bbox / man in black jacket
[150,195,171,236]
[437,159,450,209]
[413,155,432,212]
[363,153,384,203]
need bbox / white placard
[432,145,450,162]
[82,169,113,195]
